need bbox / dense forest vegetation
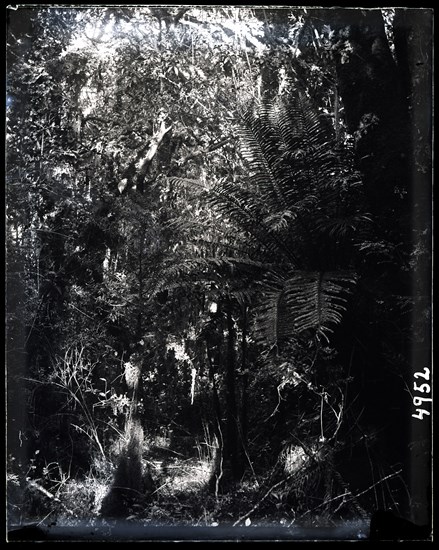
[6,6,432,535]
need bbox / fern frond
[316,213,373,239]
[239,93,349,226]
[166,177,204,192]
[238,105,289,209]
[147,255,274,300]
[209,180,299,266]
[255,271,357,346]
[277,91,333,155]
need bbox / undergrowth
[7,446,367,530]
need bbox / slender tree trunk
[206,337,223,494]
[225,300,241,481]
[240,305,248,452]
[136,228,145,341]
[206,339,222,436]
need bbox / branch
[119,117,173,193]
[28,480,57,500]
[136,117,172,174]
[297,469,402,521]
[175,137,231,168]
[232,470,297,526]
[84,31,113,45]
[345,469,403,503]
[27,480,74,516]
[174,8,190,24]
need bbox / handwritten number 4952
[412,367,431,420]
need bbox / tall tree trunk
[313,8,432,523]
[330,9,411,228]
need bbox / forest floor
[8,432,367,532]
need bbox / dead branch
[296,469,402,522]
[232,470,297,526]
[28,480,57,500]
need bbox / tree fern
[235,92,365,345]
[163,89,368,347]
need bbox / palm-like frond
[146,255,271,300]
[209,180,299,265]
[238,92,343,212]
[315,213,373,238]
[255,271,357,346]
[239,105,288,208]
